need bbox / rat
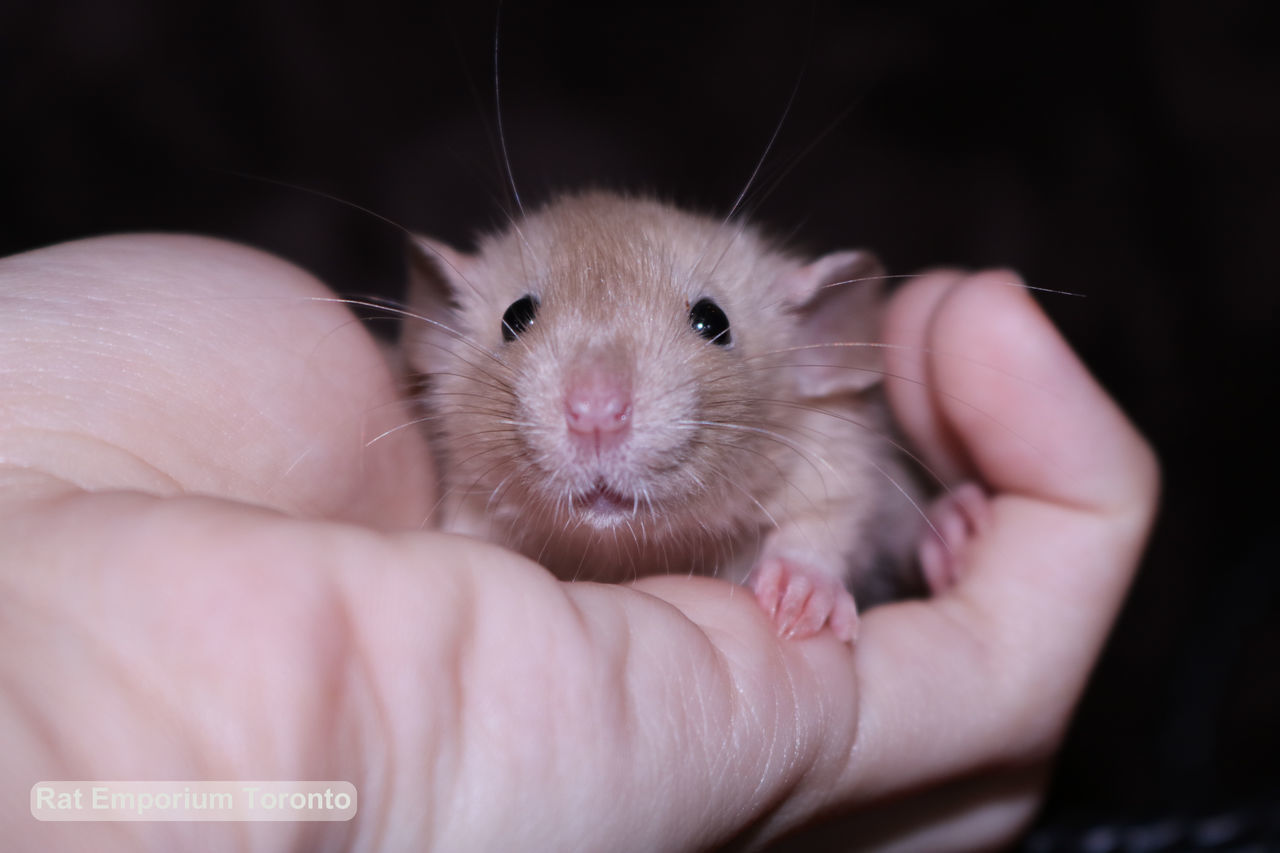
[400,189,985,642]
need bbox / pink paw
[750,557,859,643]
[919,482,990,594]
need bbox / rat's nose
[564,364,633,454]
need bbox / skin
[0,234,1158,851]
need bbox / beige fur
[402,190,924,608]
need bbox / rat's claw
[751,556,859,644]
[919,482,990,594]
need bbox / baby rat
[402,190,972,642]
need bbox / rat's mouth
[573,480,636,518]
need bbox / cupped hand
[0,236,1157,851]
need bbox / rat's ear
[405,234,473,321]
[402,235,474,372]
[780,249,888,398]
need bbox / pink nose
[564,366,632,453]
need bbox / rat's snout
[563,356,633,455]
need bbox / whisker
[217,170,417,239]
[734,93,869,226]
[681,33,808,299]
[863,454,950,559]
[741,340,1066,403]
[365,416,436,448]
[754,400,953,497]
[300,296,504,368]
[809,272,1086,299]
[492,0,524,219]
[484,469,519,517]
[681,419,836,483]
[738,359,1057,473]
[723,57,805,224]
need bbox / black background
[4,0,1277,845]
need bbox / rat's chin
[571,482,638,525]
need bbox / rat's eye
[501,295,539,342]
[689,298,731,347]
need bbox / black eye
[689,298,731,346]
[501,295,539,342]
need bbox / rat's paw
[750,555,859,644]
[919,482,990,594]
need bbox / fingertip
[927,270,1158,514]
[881,270,974,482]
[843,270,1159,814]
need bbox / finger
[880,269,975,484]
[885,270,1157,512]
[0,235,434,527]
[851,271,1159,795]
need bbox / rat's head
[402,190,887,547]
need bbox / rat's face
[406,192,803,542]
[479,254,754,532]
[404,191,890,564]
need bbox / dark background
[4,0,1277,847]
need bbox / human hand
[0,236,1157,851]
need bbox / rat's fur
[402,190,926,633]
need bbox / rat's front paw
[750,554,858,643]
[919,482,990,593]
